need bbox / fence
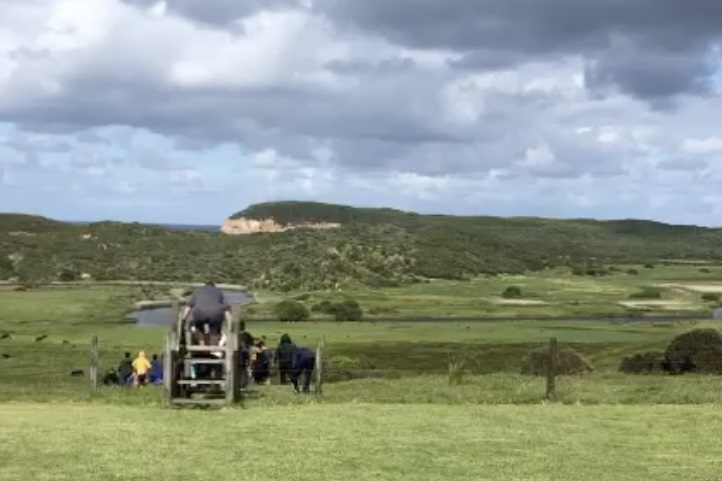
[84,335,566,400]
[7,333,722,405]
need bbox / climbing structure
[163,302,244,406]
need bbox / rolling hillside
[1,201,722,290]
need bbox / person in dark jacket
[252,340,272,385]
[117,352,133,386]
[275,334,295,385]
[289,346,316,393]
[182,282,232,335]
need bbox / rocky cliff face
[220,217,341,235]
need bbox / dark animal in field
[0,333,10,339]
[35,335,48,342]
[62,340,69,344]
[70,370,84,377]
[2,354,10,359]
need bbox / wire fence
[6,333,722,404]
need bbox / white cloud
[0,0,721,225]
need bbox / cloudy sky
[1,0,722,226]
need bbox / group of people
[103,351,163,387]
[103,282,317,392]
[186,282,317,393]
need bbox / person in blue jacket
[149,354,163,385]
[290,346,316,393]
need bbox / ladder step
[170,398,227,406]
[177,379,226,385]
[182,358,225,364]
[184,346,227,353]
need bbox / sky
[2,0,722,226]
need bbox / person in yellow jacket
[132,351,152,387]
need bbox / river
[128,290,254,327]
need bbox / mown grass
[248,264,722,318]
[2,403,722,481]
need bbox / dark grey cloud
[312,0,722,101]
[122,0,305,26]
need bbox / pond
[128,290,254,327]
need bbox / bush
[618,351,666,374]
[274,300,310,322]
[501,286,523,299]
[664,328,722,374]
[702,293,720,302]
[626,268,639,275]
[644,263,655,269]
[311,300,333,314]
[58,268,79,282]
[329,299,364,322]
[520,347,594,376]
[700,268,712,274]
[628,287,662,299]
[324,356,385,382]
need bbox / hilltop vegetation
[2,201,722,291]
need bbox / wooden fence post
[546,337,557,402]
[89,335,98,393]
[314,336,325,396]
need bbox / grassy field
[3,268,722,480]
[1,271,721,405]
[2,403,722,481]
[248,264,722,318]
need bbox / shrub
[664,328,722,374]
[520,347,594,376]
[628,287,662,299]
[501,286,523,299]
[644,263,655,269]
[324,356,384,382]
[329,299,364,322]
[311,300,333,314]
[626,268,639,275]
[58,268,79,282]
[448,352,469,385]
[700,268,712,274]
[702,293,720,302]
[274,300,310,322]
[618,351,666,374]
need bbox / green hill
[1,201,722,290]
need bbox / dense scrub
[520,347,594,376]
[620,328,722,375]
[4,200,722,290]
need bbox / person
[289,346,316,393]
[252,340,272,385]
[275,333,295,385]
[149,354,163,385]
[102,368,120,386]
[132,350,152,387]
[118,352,133,386]
[182,282,232,338]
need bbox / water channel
[127,290,254,327]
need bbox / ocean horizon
[67,221,219,232]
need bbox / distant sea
[68,221,219,232]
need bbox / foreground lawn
[0,403,721,481]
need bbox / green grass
[0,272,721,406]
[2,403,722,480]
[248,264,722,318]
